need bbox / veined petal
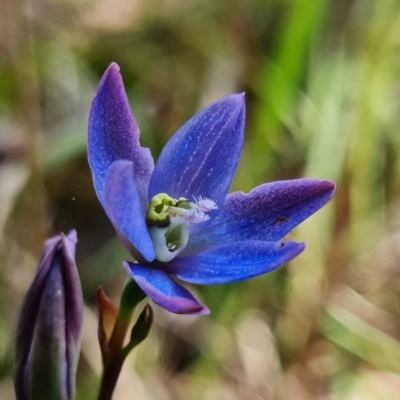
[88,63,154,212]
[184,179,335,255]
[148,94,245,233]
[104,160,155,262]
[165,240,305,285]
[124,262,209,315]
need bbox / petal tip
[108,62,120,72]
[179,302,210,316]
[215,93,245,113]
[321,179,336,190]
[122,260,131,276]
[65,229,78,244]
[102,62,121,79]
[319,180,336,198]
[177,304,210,316]
[196,306,210,316]
[95,62,123,99]
[304,178,336,200]
[287,240,306,252]
[288,241,306,258]
[227,93,246,109]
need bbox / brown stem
[97,356,125,400]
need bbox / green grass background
[2,0,400,398]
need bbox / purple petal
[14,236,61,400]
[61,231,83,399]
[124,262,209,315]
[88,63,154,213]
[28,249,68,400]
[184,179,335,255]
[104,160,155,262]
[165,240,305,285]
[148,94,245,233]
[14,232,83,400]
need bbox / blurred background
[2,0,400,399]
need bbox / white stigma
[187,208,210,224]
[192,196,218,212]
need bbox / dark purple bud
[14,231,83,400]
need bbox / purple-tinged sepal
[14,231,83,400]
[124,262,209,315]
[88,63,154,213]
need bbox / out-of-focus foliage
[1,0,400,399]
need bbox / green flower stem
[97,278,146,400]
[108,279,146,357]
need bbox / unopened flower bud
[14,230,83,400]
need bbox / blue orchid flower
[88,63,335,315]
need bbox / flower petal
[165,240,305,285]
[124,262,209,315]
[61,231,83,399]
[104,160,155,262]
[148,94,245,232]
[14,235,61,400]
[88,63,154,212]
[184,179,335,255]
[15,232,83,400]
[28,250,68,400]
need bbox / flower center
[146,193,217,262]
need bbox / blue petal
[124,262,209,315]
[165,240,305,285]
[104,160,155,262]
[148,94,245,233]
[88,63,154,212]
[184,179,335,255]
